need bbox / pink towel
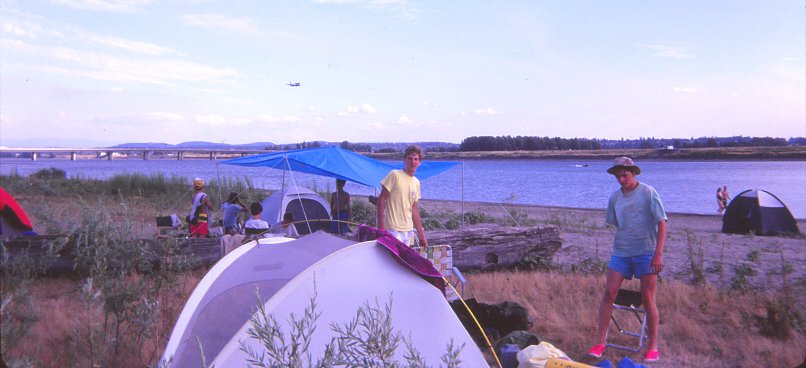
[357,224,445,293]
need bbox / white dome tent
[161,232,488,367]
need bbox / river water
[1,158,804,218]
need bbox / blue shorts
[608,254,654,280]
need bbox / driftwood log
[2,235,222,276]
[428,224,563,271]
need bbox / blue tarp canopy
[221,146,459,188]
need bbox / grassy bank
[2,172,804,367]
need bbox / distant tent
[0,187,34,236]
[260,187,331,235]
[722,189,800,236]
[161,232,487,367]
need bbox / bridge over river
[0,147,270,161]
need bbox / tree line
[452,135,801,152]
[459,136,601,151]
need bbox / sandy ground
[419,198,806,305]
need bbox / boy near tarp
[588,157,667,363]
[376,145,428,248]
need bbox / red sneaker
[644,350,660,362]
[587,344,606,358]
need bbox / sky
[0,0,803,147]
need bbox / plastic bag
[517,341,570,368]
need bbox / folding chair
[413,244,467,301]
[606,289,648,352]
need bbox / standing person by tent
[588,157,667,363]
[221,192,248,235]
[716,187,725,213]
[722,185,730,208]
[377,145,428,248]
[189,178,215,238]
[330,179,352,235]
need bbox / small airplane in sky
[286,82,301,87]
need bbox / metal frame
[606,289,648,352]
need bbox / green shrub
[730,263,757,293]
[464,211,492,225]
[422,218,444,231]
[445,218,460,230]
[351,199,375,226]
[242,290,464,367]
[31,168,67,180]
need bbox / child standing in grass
[189,178,215,238]
[589,157,667,363]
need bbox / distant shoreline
[2,146,804,161]
[368,146,806,161]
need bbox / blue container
[500,344,520,368]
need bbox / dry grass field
[2,179,804,367]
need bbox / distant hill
[112,141,277,150]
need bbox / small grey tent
[260,187,332,235]
[722,189,800,236]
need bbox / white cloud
[195,114,225,125]
[338,103,376,116]
[673,87,698,93]
[1,18,42,38]
[397,115,412,124]
[314,0,408,5]
[313,0,419,19]
[32,45,240,86]
[87,35,173,55]
[473,108,499,115]
[100,111,184,123]
[181,13,263,35]
[3,13,176,56]
[144,112,183,121]
[50,0,155,13]
[254,115,302,124]
[642,44,692,59]
[360,103,376,114]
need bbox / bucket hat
[606,157,641,175]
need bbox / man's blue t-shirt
[606,182,667,257]
[221,202,242,228]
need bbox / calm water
[2,158,804,218]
